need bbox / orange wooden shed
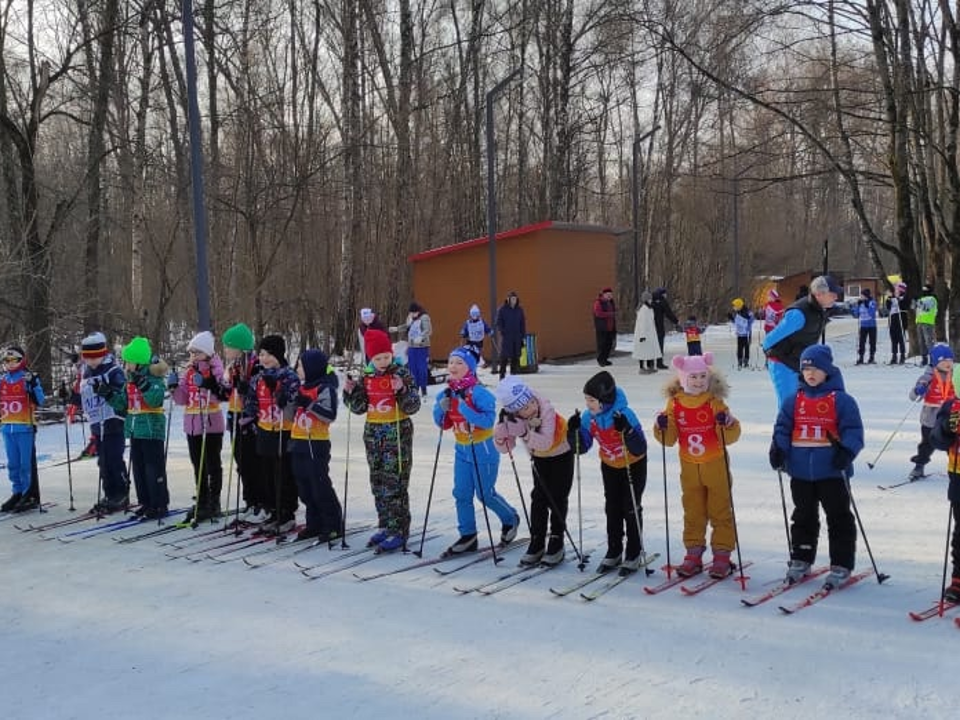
[409,221,625,363]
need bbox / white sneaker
[247,508,269,525]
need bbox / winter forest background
[2,0,959,383]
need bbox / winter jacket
[496,298,527,358]
[730,308,754,337]
[654,370,741,455]
[493,393,570,458]
[763,296,828,372]
[113,357,169,441]
[395,312,432,348]
[0,367,45,434]
[244,366,300,432]
[343,359,421,422]
[173,354,226,435]
[288,370,339,454]
[80,356,126,430]
[857,299,877,328]
[772,369,864,481]
[909,365,955,428]
[569,387,647,467]
[593,296,617,333]
[651,289,678,337]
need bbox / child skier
[729,298,754,369]
[433,346,520,557]
[653,353,741,578]
[763,289,784,336]
[246,334,300,535]
[78,332,129,514]
[173,331,226,523]
[460,305,494,369]
[0,346,45,512]
[567,371,649,574]
[769,344,864,589]
[908,343,956,481]
[928,392,960,603]
[220,323,267,523]
[682,316,707,356]
[493,376,573,566]
[289,349,344,542]
[343,328,421,551]
[114,337,170,519]
[855,288,878,365]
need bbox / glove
[832,444,854,470]
[235,378,250,396]
[716,411,734,427]
[612,412,630,433]
[166,371,179,389]
[275,390,289,409]
[262,374,278,391]
[949,407,960,433]
[57,380,70,402]
[390,375,404,392]
[295,393,312,409]
[914,383,928,396]
[567,411,581,432]
[656,412,669,430]
[453,387,468,400]
[94,379,113,398]
[769,442,786,471]
[134,373,151,393]
[388,326,399,333]
[200,373,220,392]
[526,416,542,430]
[438,391,451,414]
[498,408,514,424]
[343,377,356,394]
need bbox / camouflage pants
[363,418,414,536]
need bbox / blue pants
[407,346,430,392]
[3,430,34,494]
[768,361,798,409]
[452,438,516,536]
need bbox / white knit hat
[495,376,536,413]
[187,330,216,357]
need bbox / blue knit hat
[299,349,330,383]
[930,343,954,367]
[799,344,837,376]
[449,346,478,375]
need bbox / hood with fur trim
[661,368,730,401]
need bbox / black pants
[130,438,168,510]
[529,451,574,540]
[256,429,298,520]
[187,432,223,507]
[913,424,934,467]
[736,336,751,367]
[858,327,877,361]
[233,421,268,510]
[498,352,520,379]
[601,458,647,558]
[290,442,343,535]
[686,341,702,356]
[789,477,856,570]
[595,330,616,365]
[889,314,906,359]
[97,424,128,502]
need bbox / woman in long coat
[632,291,661,373]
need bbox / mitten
[166,371,179,389]
[914,383,928,396]
[390,375,404,392]
[769,442,786,471]
[200,373,220,392]
[94,379,113,398]
[526,416,542,430]
[612,412,630,433]
[832,444,854,470]
[438,391,451,414]
[134,374,151,393]
[567,411,581,432]
[715,411,734,427]
[656,413,669,430]
[262,374,278,391]
[235,378,250,395]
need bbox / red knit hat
[365,329,393,359]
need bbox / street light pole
[183,0,212,331]
[486,69,521,330]
[632,125,660,309]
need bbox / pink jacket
[173,354,226,436]
[493,393,570,458]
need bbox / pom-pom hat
[81,332,108,360]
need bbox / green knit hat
[222,323,255,352]
[121,336,152,366]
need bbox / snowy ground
[1,316,955,720]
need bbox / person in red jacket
[593,287,617,367]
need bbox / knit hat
[299,349,331,383]
[364,329,393,359]
[222,323,255,352]
[495,376,536,413]
[799,344,837,376]
[601,287,613,294]
[671,352,714,393]
[732,298,744,310]
[469,304,481,318]
[121,336,152,366]
[640,290,653,304]
[360,308,375,324]
[861,288,872,298]
[3,345,24,362]
[768,289,780,301]
[930,343,954,367]
[449,346,478,375]
[81,331,108,360]
[258,335,287,365]
[583,371,617,406]
[187,330,215,357]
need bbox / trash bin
[518,333,538,374]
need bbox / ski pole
[620,430,653,576]
[414,423,444,558]
[340,373,358,550]
[504,444,531,534]
[867,398,921,469]
[842,468,889,583]
[223,410,238,532]
[661,438,672,579]
[62,394,75,511]
[190,385,209,529]
[530,459,586,569]
[940,503,955,616]
[574,422,584,568]
[719,427,747,591]
[467,424,501,565]
[776,467,792,554]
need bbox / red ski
[778,568,875,614]
[741,566,830,607]
[644,567,698,595]
[908,601,959,622]
[680,562,753,596]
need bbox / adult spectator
[358,307,387,360]
[885,282,908,365]
[855,288,878,365]
[632,290,660,373]
[915,283,938,366]
[592,287,617,367]
[762,275,841,407]
[651,288,679,370]
[496,291,526,380]
[390,302,432,397]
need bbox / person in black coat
[496,291,526,380]
[651,288,678,369]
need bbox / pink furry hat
[671,352,714,393]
